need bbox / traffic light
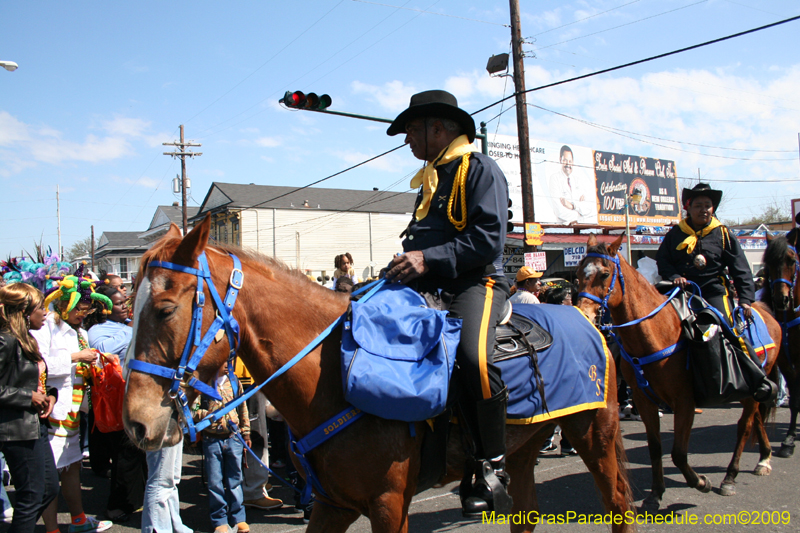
[280,91,332,111]
[507,198,514,233]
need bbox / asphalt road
[4,403,799,533]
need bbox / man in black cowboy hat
[385,90,513,516]
[656,182,755,324]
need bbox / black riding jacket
[655,222,755,305]
[402,152,509,284]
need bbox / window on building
[119,257,129,279]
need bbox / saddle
[655,283,776,407]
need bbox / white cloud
[254,136,281,147]
[111,175,161,189]
[350,80,418,113]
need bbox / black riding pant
[437,274,511,401]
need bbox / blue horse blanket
[498,304,611,424]
[740,307,775,358]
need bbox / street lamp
[624,192,643,264]
[0,61,18,72]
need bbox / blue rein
[577,251,684,407]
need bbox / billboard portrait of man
[548,145,597,224]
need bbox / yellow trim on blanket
[746,307,775,357]
[507,310,611,425]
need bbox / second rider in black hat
[385,90,513,517]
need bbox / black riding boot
[461,387,513,517]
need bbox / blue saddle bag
[341,284,461,422]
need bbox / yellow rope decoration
[447,154,470,231]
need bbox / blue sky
[2,0,799,257]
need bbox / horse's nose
[128,421,148,444]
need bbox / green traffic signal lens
[317,94,332,110]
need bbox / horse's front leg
[669,396,711,494]
[720,399,759,496]
[366,490,413,533]
[306,502,360,533]
[752,402,773,476]
[629,387,666,510]
[776,364,799,458]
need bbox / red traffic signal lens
[281,91,306,108]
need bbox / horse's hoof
[641,494,661,511]
[720,482,736,497]
[697,474,712,493]
[775,445,795,459]
[754,463,772,476]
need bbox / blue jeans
[202,435,246,528]
[141,443,192,533]
[0,424,60,533]
[0,452,11,514]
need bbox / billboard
[482,134,680,227]
[594,151,680,226]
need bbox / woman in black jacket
[0,283,60,533]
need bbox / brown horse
[576,234,781,508]
[123,217,634,533]
[763,229,800,458]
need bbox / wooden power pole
[509,0,536,252]
[163,125,202,234]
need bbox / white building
[192,182,417,281]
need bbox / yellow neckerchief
[676,217,722,254]
[410,134,475,223]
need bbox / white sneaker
[3,508,13,524]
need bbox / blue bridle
[771,244,800,360]
[577,250,684,408]
[127,251,244,441]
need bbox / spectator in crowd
[141,443,192,533]
[0,283,60,533]
[332,253,357,291]
[86,285,146,523]
[31,268,113,533]
[194,373,251,533]
[99,273,127,299]
[334,276,354,294]
[1,453,13,524]
[509,267,543,304]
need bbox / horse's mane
[759,230,799,309]
[136,236,320,293]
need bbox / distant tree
[65,236,95,262]
[724,199,790,226]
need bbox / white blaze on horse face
[124,275,152,383]
[583,261,599,280]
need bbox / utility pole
[163,125,202,234]
[90,225,95,272]
[56,185,62,259]
[509,0,535,252]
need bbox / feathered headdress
[43,262,112,319]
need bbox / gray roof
[95,231,149,257]
[159,205,200,227]
[195,182,416,218]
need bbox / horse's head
[764,230,799,313]
[123,217,232,450]
[575,234,625,324]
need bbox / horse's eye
[157,307,176,320]
[599,272,611,280]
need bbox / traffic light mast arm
[296,108,489,156]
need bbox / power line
[530,0,643,38]
[526,103,797,159]
[533,0,709,52]
[471,13,800,117]
[351,0,509,26]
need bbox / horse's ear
[587,233,598,247]
[165,223,182,240]
[766,232,774,243]
[171,216,211,266]
[608,233,625,257]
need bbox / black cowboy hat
[387,90,476,142]
[681,182,722,210]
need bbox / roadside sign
[524,252,547,271]
[564,246,587,267]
